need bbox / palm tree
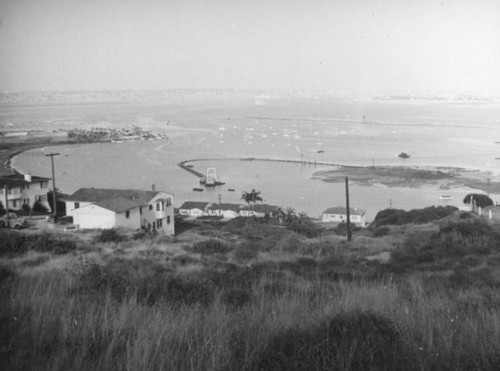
[241,189,263,215]
[297,211,308,224]
[283,206,296,224]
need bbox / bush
[373,226,390,237]
[258,311,408,370]
[184,239,233,255]
[95,229,124,243]
[233,242,259,262]
[21,203,31,213]
[32,200,49,213]
[286,222,321,238]
[0,231,77,256]
[372,206,458,227]
[463,193,493,208]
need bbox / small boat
[192,188,204,192]
[228,188,235,192]
[398,152,410,159]
[439,195,453,200]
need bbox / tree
[241,189,263,213]
[297,211,308,224]
[0,200,5,215]
[463,193,493,209]
[283,207,296,224]
[33,200,49,214]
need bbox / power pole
[45,153,60,222]
[3,185,10,228]
[345,177,352,242]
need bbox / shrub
[233,242,259,262]
[257,311,408,370]
[0,231,77,256]
[463,193,493,208]
[373,226,390,237]
[21,203,31,213]
[32,200,49,213]
[0,263,16,284]
[185,239,233,255]
[286,222,321,238]
[372,206,458,227]
[95,229,124,243]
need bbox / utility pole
[487,178,491,197]
[45,153,60,222]
[345,177,352,242]
[3,185,10,228]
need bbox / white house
[179,201,210,217]
[63,188,174,235]
[0,173,52,211]
[322,206,367,227]
[239,204,280,218]
[207,203,242,219]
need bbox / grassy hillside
[2,213,500,370]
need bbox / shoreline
[5,139,500,196]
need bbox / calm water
[8,95,500,221]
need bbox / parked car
[0,212,28,229]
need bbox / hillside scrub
[3,214,500,369]
[372,206,458,227]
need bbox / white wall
[73,205,116,229]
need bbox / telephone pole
[345,177,352,242]
[45,153,60,222]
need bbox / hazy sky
[1,0,499,94]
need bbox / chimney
[152,184,155,191]
[24,173,32,182]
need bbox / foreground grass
[2,216,500,370]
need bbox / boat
[398,152,410,159]
[228,188,235,192]
[439,195,453,200]
[193,188,204,192]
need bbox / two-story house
[63,188,175,235]
[0,173,52,211]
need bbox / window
[149,205,153,211]
[156,203,160,211]
[161,202,164,211]
[125,211,130,218]
[139,207,142,215]
[166,198,171,207]
[157,219,163,228]
[167,215,171,224]
[75,202,80,209]
[12,200,18,208]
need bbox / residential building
[207,203,242,219]
[63,188,174,234]
[178,201,210,217]
[322,206,367,227]
[0,173,51,211]
[239,204,280,218]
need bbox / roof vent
[24,173,32,182]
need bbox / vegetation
[2,211,500,370]
[241,189,263,210]
[371,205,458,227]
[463,193,493,208]
[32,199,49,214]
[0,200,5,215]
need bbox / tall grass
[3,256,500,370]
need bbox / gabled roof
[0,174,51,188]
[64,188,159,204]
[207,203,242,212]
[64,188,169,213]
[179,201,210,210]
[323,207,366,216]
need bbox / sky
[0,0,499,94]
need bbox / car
[0,212,28,229]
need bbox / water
[7,94,500,221]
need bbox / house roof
[208,203,242,212]
[0,174,51,188]
[64,188,169,213]
[179,201,210,210]
[323,207,366,216]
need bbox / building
[207,203,242,219]
[0,173,52,211]
[63,188,174,234]
[480,205,500,221]
[178,201,210,217]
[239,204,280,218]
[322,206,367,227]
